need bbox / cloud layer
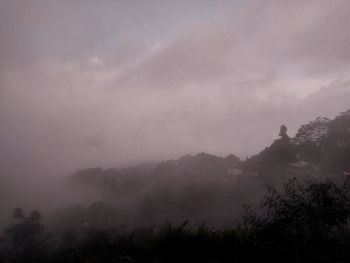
[1,0,350,178]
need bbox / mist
[1,1,350,262]
[1,0,350,177]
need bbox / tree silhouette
[2,208,50,263]
[244,178,350,261]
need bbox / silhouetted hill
[3,110,350,263]
[68,152,242,189]
[247,109,350,181]
[61,109,350,228]
[63,152,258,226]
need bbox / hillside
[60,109,350,228]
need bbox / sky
[1,0,350,177]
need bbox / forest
[1,109,350,262]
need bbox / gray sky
[1,0,350,177]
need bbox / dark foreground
[2,178,350,263]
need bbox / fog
[2,2,350,262]
[1,0,350,242]
[1,0,349,177]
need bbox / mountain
[59,109,350,228]
[63,152,257,226]
[65,108,350,215]
[68,109,350,193]
[68,152,242,188]
[247,109,350,177]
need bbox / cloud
[1,0,350,179]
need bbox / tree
[279,125,289,140]
[244,178,350,261]
[2,208,50,263]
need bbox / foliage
[243,178,350,261]
[2,178,350,262]
[0,208,51,263]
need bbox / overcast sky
[1,0,350,177]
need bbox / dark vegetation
[1,109,350,262]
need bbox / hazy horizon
[1,0,350,177]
